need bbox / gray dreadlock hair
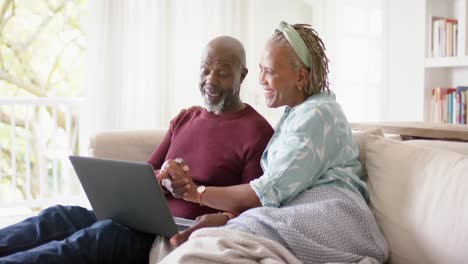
[272,24,330,96]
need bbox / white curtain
[333,0,386,122]
[83,0,314,147]
[85,0,170,136]
[309,0,387,122]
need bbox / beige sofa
[89,123,468,264]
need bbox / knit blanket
[221,186,389,263]
[155,186,389,264]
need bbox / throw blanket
[153,186,389,263]
[223,186,389,263]
[159,228,302,264]
[158,228,381,264]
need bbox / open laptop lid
[69,155,179,237]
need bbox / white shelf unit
[424,0,468,122]
[425,56,468,67]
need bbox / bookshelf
[425,56,468,68]
[424,0,468,123]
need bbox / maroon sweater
[147,105,273,219]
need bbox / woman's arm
[185,184,261,213]
[161,159,261,213]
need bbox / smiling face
[199,57,240,113]
[259,39,308,108]
[199,37,247,115]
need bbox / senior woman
[157,21,389,263]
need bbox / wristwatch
[196,185,207,206]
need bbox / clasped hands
[156,158,197,202]
[154,158,230,246]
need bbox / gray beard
[203,96,226,113]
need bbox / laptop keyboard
[173,217,195,232]
[176,224,190,231]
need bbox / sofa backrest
[89,129,166,162]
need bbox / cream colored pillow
[352,128,384,179]
[366,135,468,264]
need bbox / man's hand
[160,158,198,200]
[178,106,202,114]
[169,213,230,247]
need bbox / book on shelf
[463,90,467,124]
[429,16,458,57]
[456,87,468,124]
[432,87,468,124]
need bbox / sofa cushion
[352,128,384,179]
[405,139,468,155]
[365,135,468,264]
[89,129,166,162]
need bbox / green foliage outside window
[0,0,86,205]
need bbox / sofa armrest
[88,129,167,162]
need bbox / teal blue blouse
[250,91,368,207]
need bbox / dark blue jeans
[0,205,155,264]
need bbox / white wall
[386,0,425,121]
[312,0,435,122]
[310,0,389,122]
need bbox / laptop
[69,155,195,237]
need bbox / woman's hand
[160,158,198,200]
[154,169,169,195]
[169,213,230,247]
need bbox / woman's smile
[264,88,275,99]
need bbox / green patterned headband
[276,21,311,68]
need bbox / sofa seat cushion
[365,135,468,264]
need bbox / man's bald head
[199,36,248,115]
[202,36,246,68]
